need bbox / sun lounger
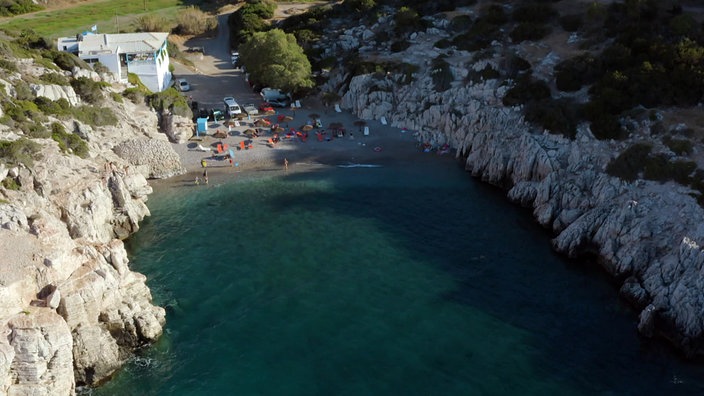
[239,141,246,150]
[196,144,211,152]
[267,138,275,147]
[335,104,342,113]
[363,126,370,136]
[380,116,387,125]
[216,144,223,153]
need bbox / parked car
[176,78,190,92]
[223,97,242,116]
[259,103,275,113]
[243,103,259,115]
[267,98,290,108]
[209,109,224,122]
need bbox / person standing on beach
[201,159,207,168]
[284,158,289,172]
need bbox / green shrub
[71,105,118,127]
[23,122,50,139]
[38,72,69,86]
[71,77,104,104]
[510,23,551,42]
[0,59,17,72]
[110,92,123,103]
[14,80,34,101]
[512,3,557,24]
[606,142,652,182]
[584,101,624,140]
[483,4,508,25]
[390,40,411,53]
[434,38,452,49]
[559,14,583,32]
[92,62,110,75]
[554,53,601,92]
[451,18,501,51]
[135,14,171,33]
[449,15,472,33]
[662,136,693,155]
[524,98,579,139]
[430,57,453,92]
[123,87,146,104]
[34,97,71,117]
[148,87,191,118]
[394,6,424,35]
[0,138,41,167]
[467,64,500,83]
[51,122,88,158]
[175,6,217,36]
[2,178,19,190]
[0,0,42,17]
[4,100,43,123]
[500,54,531,78]
[502,76,550,106]
[49,50,90,71]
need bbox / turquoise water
[93,153,704,395]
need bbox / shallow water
[92,153,704,395]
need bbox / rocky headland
[318,6,704,356]
[0,60,184,394]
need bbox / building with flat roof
[57,32,171,92]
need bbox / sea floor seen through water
[91,153,704,396]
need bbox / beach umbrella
[254,119,268,127]
[228,148,235,158]
[236,113,247,120]
[283,115,294,122]
[301,124,314,132]
[329,122,343,129]
[353,120,367,127]
[308,113,320,119]
[244,128,256,136]
[274,126,285,133]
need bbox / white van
[223,96,242,116]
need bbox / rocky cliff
[0,58,185,394]
[320,12,704,356]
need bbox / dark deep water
[91,152,704,395]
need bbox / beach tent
[196,118,208,136]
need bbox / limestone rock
[72,325,121,385]
[6,309,75,396]
[30,84,80,106]
[113,139,186,179]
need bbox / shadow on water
[264,158,704,395]
[111,154,704,396]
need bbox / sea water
[92,153,704,396]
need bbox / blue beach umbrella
[229,148,235,158]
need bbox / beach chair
[295,100,302,108]
[363,126,370,136]
[380,116,387,125]
[334,104,342,113]
[316,132,323,142]
[239,141,246,150]
[267,138,276,147]
[216,144,223,153]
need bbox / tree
[239,29,314,94]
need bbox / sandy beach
[159,97,421,188]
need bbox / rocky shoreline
[0,64,185,393]
[319,13,704,357]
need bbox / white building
[57,32,171,92]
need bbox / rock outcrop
[319,11,704,357]
[0,57,179,394]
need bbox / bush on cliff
[430,56,453,92]
[554,53,601,92]
[175,6,217,36]
[71,77,107,104]
[502,76,550,107]
[524,98,579,139]
[663,136,693,156]
[149,88,192,118]
[48,50,89,72]
[606,142,653,182]
[71,105,118,127]
[38,72,69,86]
[34,97,71,117]
[51,122,89,158]
[510,23,551,43]
[0,138,41,167]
